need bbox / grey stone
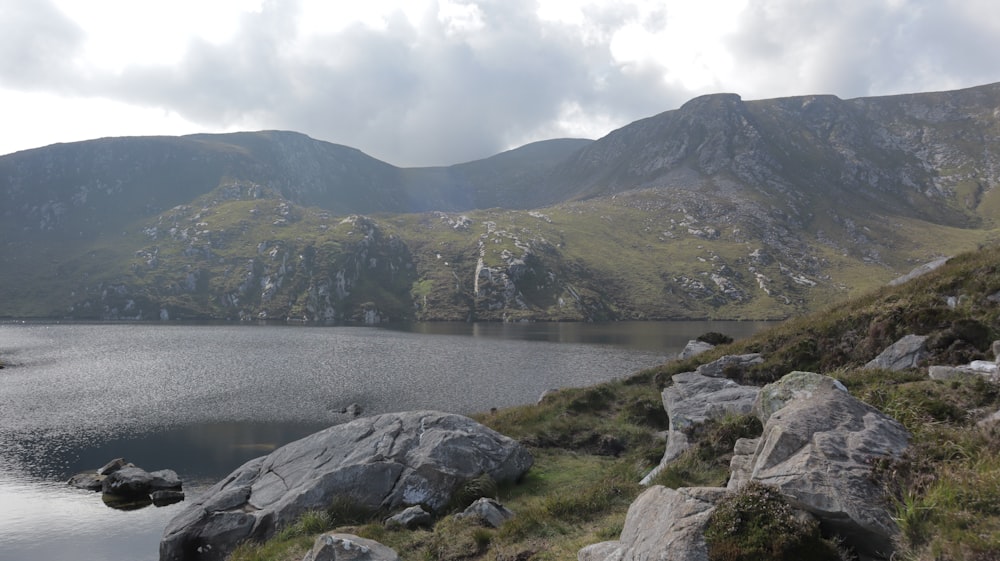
[150,469,183,490]
[677,340,714,360]
[384,505,432,529]
[102,466,154,497]
[694,353,763,378]
[152,490,186,507]
[303,533,399,561]
[977,409,1000,427]
[738,371,910,559]
[68,472,106,491]
[578,486,727,561]
[97,458,128,476]
[888,257,949,286]
[864,334,929,371]
[641,372,759,484]
[160,411,532,561]
[455,497,514,528]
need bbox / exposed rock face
[578,486,727,561]
[160,411,533,561]
[302,533,400,561]
[864,334,929,370]
[641,371,759,485]
[732,371,910,559]
[888,257,950,286]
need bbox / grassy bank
[230,245,1000,561]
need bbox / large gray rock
[578,486,727,561]
[160,411,532,561]
[640,372,759,484]
[302,533,399,561]
[733,371,910,559]
[864,334,929,371]
[384,505,432,529]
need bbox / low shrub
[704,481,841,561]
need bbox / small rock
[302,533,399,561]
[677,340,714,360]
[68,472,106,491]
[152,490,186,507]
[694,353,762,378]
[385,505,432,529]
[340,403,363,417]
[455,497,514,528]
[97,458,128,476]
[149,469,183,490]
[864,334,929,371]
[102,466,154,497]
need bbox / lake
[0,320,770,561]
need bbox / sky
[1,0,998,167]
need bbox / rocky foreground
[156,325,1000,561]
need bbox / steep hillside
[2,83,999,321]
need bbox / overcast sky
[1,0,998,166]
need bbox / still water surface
[0,320,769,561]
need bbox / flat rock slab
[160,410,533,561]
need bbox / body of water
[0,320,769,561]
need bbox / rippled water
[0,321,768,561]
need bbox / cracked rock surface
[159,411,532,561]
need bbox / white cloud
[1,0,998,164]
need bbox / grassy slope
[229,244,1000,561]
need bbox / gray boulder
[864,334,928,371]
[302,533,399,561]
[677,340,714,360]
[102,466,154,497]
[384,505,432,529]
[160,411,533,561]
[640,372,759,485]
[455,497,514,528]
[578,486,727,561]
[694,353,763,378]
[150,469,183,490]
[734,371,910,559]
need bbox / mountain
[2,83,999,321]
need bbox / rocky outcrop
[68,458,184,509]
[579,486,727,561]
[694,353,763,378]
[864,334,929,370]
[731,371,910,559]
[302,533,400,561]
[641,370,760,485]
[160,411,532,561]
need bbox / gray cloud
[0,0,84,89]
[5,0,999,165]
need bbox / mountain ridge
[2,82,999,321]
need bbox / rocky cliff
[2,83,999,320]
